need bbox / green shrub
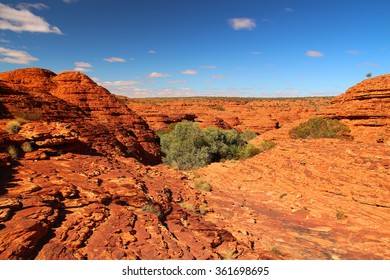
[7,145,19,160]
[289,117,350,139]
[21,141,34,153]
[5,120,22,134]
[258,140,277,152]
[241,130,257,142]
[160,121,211,170]
[193,180,212,192]
[160,121,269,170]
[239,143,261,159]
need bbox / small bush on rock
[7,145,19,160]
[289,117,350,139]
[5,120,22,134]
[21,141,34,153]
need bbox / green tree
[160,121,210,169]
[160,121,268,170]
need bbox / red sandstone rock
[125,97,330,134]
[0,68,160,164]
[321,74,390,144]
[1,69,389,260]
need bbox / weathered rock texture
[122,97,331,134]
[1,69,389,260]
[0,68,160,164]
[321,74,390,144]
[196,139,390,259]
[0,154,251,260]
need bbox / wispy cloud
[74,61,93,72]
[16,3,49,10]
[284,7,294,13]
[75,61,92,68]
[200,65,217,69]
[181,69,197,75]
[306,50,324,57]
[0,47,38,64]
[147,72,170,78]
[346,50,361,55]
[104,57,126,63]
[0,3,62,34]
[147,50,157,54]
[211,75,225,79]
[100,80,141,87]
[358,62,379,67]
[229,18,256,30]
[63,0,78,3]
[251,51,262,56]
[0,38,10,43]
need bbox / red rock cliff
[322,74,390,143]
[0,68,160,164]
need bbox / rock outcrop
[0,154,252,260]
[0,68,160,164]
[322,74,390,143]
[124,97,330,134]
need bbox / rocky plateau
[0,68,389,260]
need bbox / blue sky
[0,0,389,97]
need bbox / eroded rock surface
[0,155,251,260]
[1,69,389,260]
[0,68,160,164]
[322,74,390,144]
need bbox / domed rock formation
[0,68,161,164]
[322,74,390,144]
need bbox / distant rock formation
[322,74,390,144]
[0,68,161,164]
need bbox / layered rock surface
[0,154,253,260]
[321,74,390,144]
[196,139,390,259]
[1,69,389,260]
[0,68,160,164]
[123,97,331,134]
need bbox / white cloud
[284,7,294,13]
[104,57,126,63]
[17,3,49,10]
[74,67,92,72]
[229,18,256,30]
[63,0,78,3]
[200,65,217,69]
[346,50,361,55]
[75,61,92,68]
[147,50,157,54]
[181,69,197,75]
[147,72,170,78]
[100,81,141,87]
[306,50,324,57]
[73,61,92,72]
[0,3,62,34]
[211,75,225,79]
[358,62,379,67]
[0,47,38,64]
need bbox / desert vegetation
[160,120,269,170]
[289,117,350,139]
[5,120,22,134]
